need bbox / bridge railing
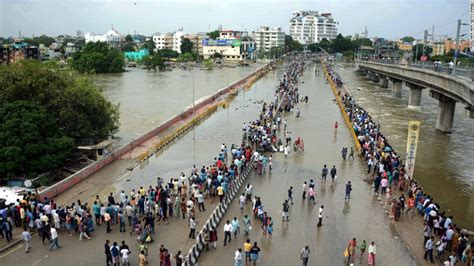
[358,59,474,81]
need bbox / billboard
[203,39,241,47]
[405,120,421,178]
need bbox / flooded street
[120,62,417,265]
[1,62,418,266]
[336,63,474,231]
[95,64,263,144]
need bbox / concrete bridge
[357,61,474,133]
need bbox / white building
[289,10,338,45]
[84,29,124,48]
[471,0,474,51]
[202,38,255,61]
[152,30,186,53]
[254,26,285,52]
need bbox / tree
[143,55,166,71]
[412,44,433,60]
[307,43,319,53]
[71,42,125,73]
[203,58,213,70]
[143,39,155,55]
[352,38,373,48]
[401,36,415,43]
[331,34,356,53]
[180,38,194,54]
[122,42,137,52]
[0,101,75,180]
[208,30,220,40]
[157,49,179,58]
[125,34,134,42]
[23,35,56,47]
[318,38,331,52]
[0,60,120,145]
[178,52,198,62]
[285,35,303,52]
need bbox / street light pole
[453,19,461,75]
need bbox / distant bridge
[357,60,474,133]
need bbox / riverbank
[322,61,471,266]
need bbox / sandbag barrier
[321,62,362,153]
[184,159,255,266]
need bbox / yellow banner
[405,120,421,178]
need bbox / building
[396,42,413,52]
[471,0,474,51]
[153,33,173,51]
[124,49,150,61]
[202,38,255,61]
[152,30,186,53]
[432,42,445,56]
[254,26,285,52]
[185,33,206,55]
[444,39,471,54]
[84,28,124,48]
[289,10,338,45]
[0,40,40,65]
[220,30,245,39]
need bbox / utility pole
[453,19,461,75]
[431,24,435,44]
[422,30,428,56]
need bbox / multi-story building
[152,30,186,53]
[432,42,445,56]
[185,33,206,55]
[289,10,338,45]
[254,26,285,52]
[84,28,124,48]
[202,38,255,61]
[445,39,471,54]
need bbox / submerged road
[198,63,416,265]
[0,61,416,265]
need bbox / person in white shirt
[235,248,243,266]
[368,241,376,265]
[239,193,246,210]
[22,228,32,253]
[223,220,233,246]
[317,205,324,226]
[120,247,130,266]
[49,227,60,250]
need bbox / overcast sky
[0,0,470,40]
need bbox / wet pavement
[197,63,416,265]
[1,62,417,265]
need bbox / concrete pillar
[407,83,423,109]
[430,90,456,133]
[466,107,474,119]
[372,74,380,83]
[366,71,372,79]
[381,78,389,88]
[392,79,402,97]
[436,98,456,133]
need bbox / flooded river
[94,64,263,144]
[337,63,474,231]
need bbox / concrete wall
[39,64,271,201]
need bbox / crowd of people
[326,62,473,265]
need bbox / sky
[0,0,470,40]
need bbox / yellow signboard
[405,120,421,178]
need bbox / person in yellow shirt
[217,185,224,202]
[243,238,252,264]
[138,250,148,266]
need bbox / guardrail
[357,59,474,81]
[322,62,362,153]
[185,159,255,265]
